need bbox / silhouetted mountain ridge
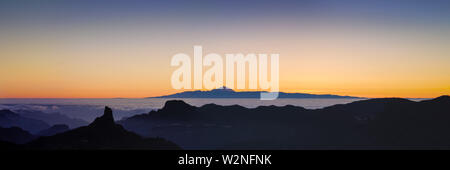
[15,110,88,128]
[119,95,450,149]
[0,126,36,144]
[37,124,69,136]
[0,109,50,134]
[25,106,180,150]
[2,96,449,149]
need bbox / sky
[0,0,449,98]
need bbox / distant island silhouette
[150,86,361,99]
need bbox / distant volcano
[150,87,360,99]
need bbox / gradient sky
[1,0,449,98]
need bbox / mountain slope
[0,126,36,144]
[0,109,50,134]
[26,106,180,150]
[120,95,450,149]
[36,124,70,136]
[16,110,88,128]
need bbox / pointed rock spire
[90,106,115,127]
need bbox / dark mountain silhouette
[367,95,450,147]
[119,95,450,149]
[0,126,36,144]
[37,124,70,136]
[0,124,69,144]
[0,109,50,134]
[150,86,360,99]
[16,110,88,128]
[0,124,70,144]
[25,106,180,150]
[2,96,449,149]
[0,140,19,150]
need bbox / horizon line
[0,96,440,100]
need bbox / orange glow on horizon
[1,19,449,99]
